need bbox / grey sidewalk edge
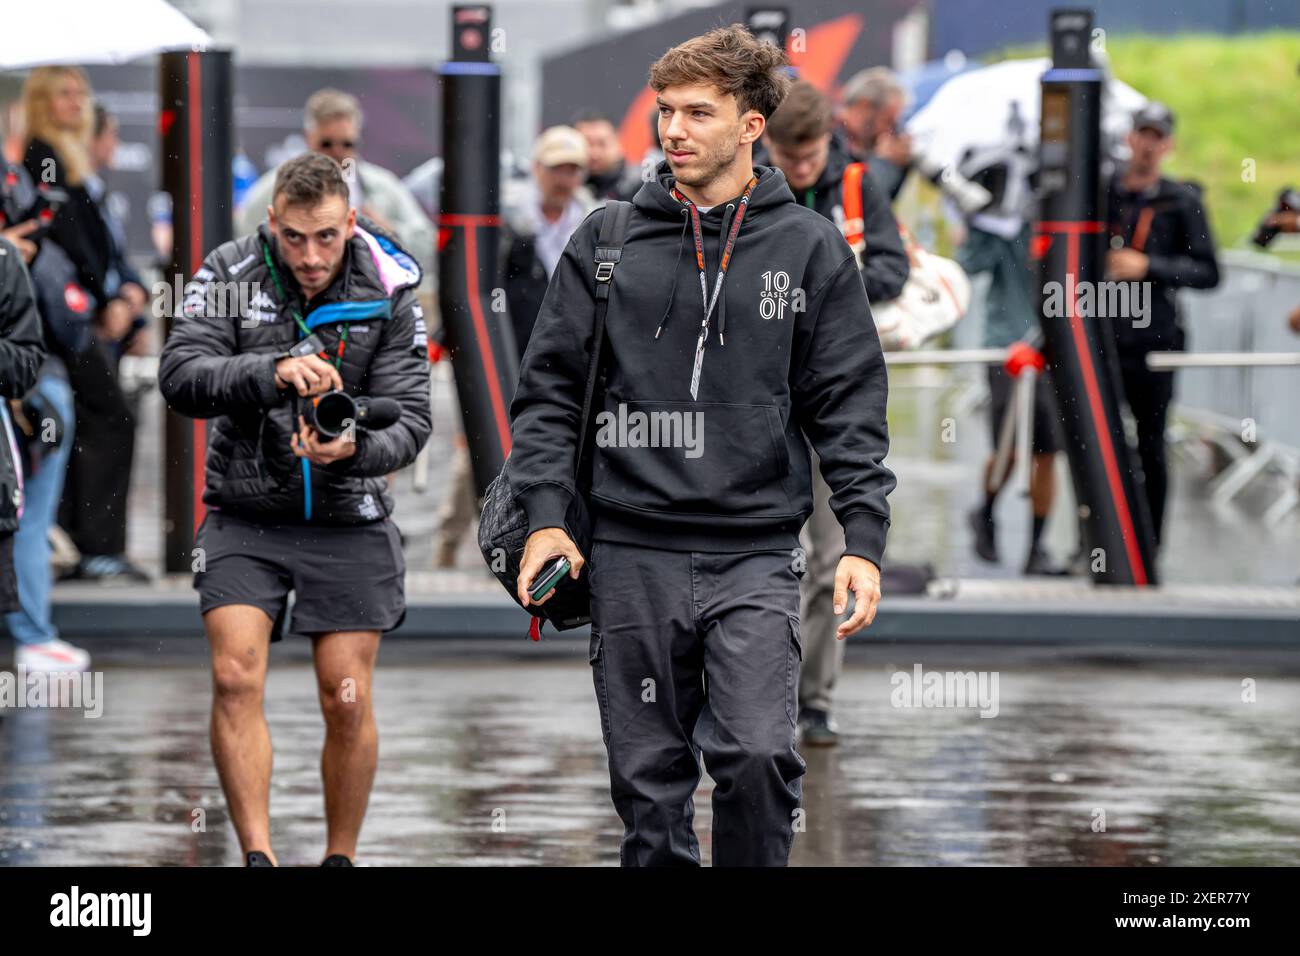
[26,592,1300,646]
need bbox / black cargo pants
[587,538,806,866]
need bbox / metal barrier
[914,251,1300,516]
[883,339,1300,519]
[1153,249,1300,515]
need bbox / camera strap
[260,238,350,520]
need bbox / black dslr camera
[280,332,402,440]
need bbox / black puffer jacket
[158,220,432,525]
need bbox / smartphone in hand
[529,556,572,604]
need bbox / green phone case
[530,557,570,601]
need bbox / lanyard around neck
[672,175,758,329]
[671,175,758,399]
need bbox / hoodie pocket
[591,399,796,519]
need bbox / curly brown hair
[649,24,790,119]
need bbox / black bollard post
[438,3,517,498]
[158,48,234,574]
[1034,9,1158,585]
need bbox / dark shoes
[970,507,1071,576]
[1024,547,1070,576]
[245,850,354,866]
[967,508,999,563]
[797,708,840,747]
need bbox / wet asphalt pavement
[3,644,1299,866]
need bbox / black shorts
[193,511,406,641]
[987,365,1061,455]
[0,533,17,615]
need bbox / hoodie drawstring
[654,207,690,339]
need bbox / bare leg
[982,453,1006,498]
[1030,453,1057,518]
[311,630,382,861]
[206,604,275,864]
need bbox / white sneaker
[16,639,91,673]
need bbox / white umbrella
[0,0,212,70]
[906,57,1148,172]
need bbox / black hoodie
[509,162,895,567]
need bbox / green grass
[986,31,1300,253]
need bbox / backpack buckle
[595,261,615,282]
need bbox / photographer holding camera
[158,152,432,867]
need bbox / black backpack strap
[574,200,632,479]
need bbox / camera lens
[309,390,357,438]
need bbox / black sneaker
[245,851,275,867]
[1024,548,1070,576]
[967,507,999,563]
[320,854,354,867]
[797,708,840,747]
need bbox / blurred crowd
[2,67,156,674]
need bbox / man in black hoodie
[510,26,895,866]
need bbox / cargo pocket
[589,628,612,746]
[785,613,803,728]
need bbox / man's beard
[669,127,742,190]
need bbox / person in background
[961,220,1067,577]
[1255,207,1300,334]
[430,126,598,566]
[572,111,628,201]
[0,236,47,638]
[85,104,148,357]
[837,67,912,201]
[624,106,665,196]
[22,67,150,583]
[1105,102,1219,549]
[0,141,88,671]
[499,125,597,359]
[764,80,907,747]
[765,81,907,304]
[236,89,435,286]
